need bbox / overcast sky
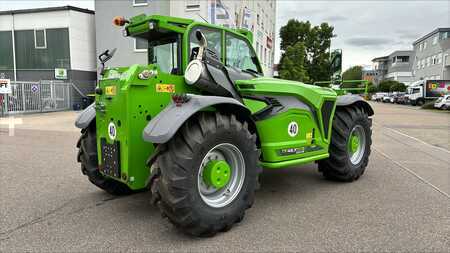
[1,0,449,71]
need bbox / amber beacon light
[113,16,128,27]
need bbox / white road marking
[374,147,449,199]
[373,122,450,154]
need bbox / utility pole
[11,13,17,83]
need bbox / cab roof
[125,14,253,44]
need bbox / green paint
[203,160,231,189]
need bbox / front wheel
[151,112,261,237]
[319,106,372,182]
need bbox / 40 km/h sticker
[108,122,117,140]
[288,121,299,137]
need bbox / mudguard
[336,94,374,116]
[75,103,96,129]
[143,94,250,143]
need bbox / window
[257,14,260,25]
[397,56,409,63]
[426,57,431,66]
[423,41,427,50]
[134,38,148,52]
[392,57,396,63]
[133,0,148,6]
[149,35,180,74]
[34,29,46,49]
[190,27,222,60]
[432,55,437,65]
[437,53,442,64]
[186,0,200,11]
[433,36,438,45]
[225,33,261,74]
[419,43,423,51]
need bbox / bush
[421,100,437,110]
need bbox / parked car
[374,92,388,102]
[390,92,406,104]
[382,95,392,103]
[396,94,409,104]
[434,95,450,110]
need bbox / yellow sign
[105,86,116,96]
[156,84,175,93]
[306,132,313,143]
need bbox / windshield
[147,34,180,75]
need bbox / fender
[75,103,96,129]
[336,94,374,116]
[143,94,251,143]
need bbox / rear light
[172,94,190,107]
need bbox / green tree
[378,80,405,92]
[342,66,363,81]
[279,42,309,82]
[367,82,378,93]
[279,19,335,83]
[390,82,406,92]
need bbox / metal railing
[0,81,71,116]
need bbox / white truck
[407,80,450,106]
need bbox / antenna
[197,14,209,23]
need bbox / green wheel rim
[348,125,366,165]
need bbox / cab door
[224,32,263,82]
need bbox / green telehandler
[75,14,373,237]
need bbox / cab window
[189,27,222,60]
[225,33,261,74]
[147,33,181,75]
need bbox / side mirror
[98,48,117,76]
[330,49,342,84]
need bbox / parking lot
[0,102,449,252]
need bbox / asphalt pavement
[0,103,449,252]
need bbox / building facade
[412,28,450,81]
[0,6,97,105]
[95,0,276,76]
[371,50,414,86]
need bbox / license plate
[100,138,121,178]
[105,86,116,96]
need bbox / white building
[0,6,97,104]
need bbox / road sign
[31,84,39,93]
[0,79,12,94]
[55,68,68,80]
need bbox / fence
[0,81,71,116]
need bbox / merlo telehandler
[75,14,373,236]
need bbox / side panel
[237,78,337,168]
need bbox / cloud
[324,15,347,22]
[345,37,392,47]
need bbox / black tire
[151,112,261,237]
[318,106,372,182]
[417,99,425,106]
[77,123,133,195]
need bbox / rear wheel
[151,112,261,237]
[319,106,372,182]
[77,123,133,195]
